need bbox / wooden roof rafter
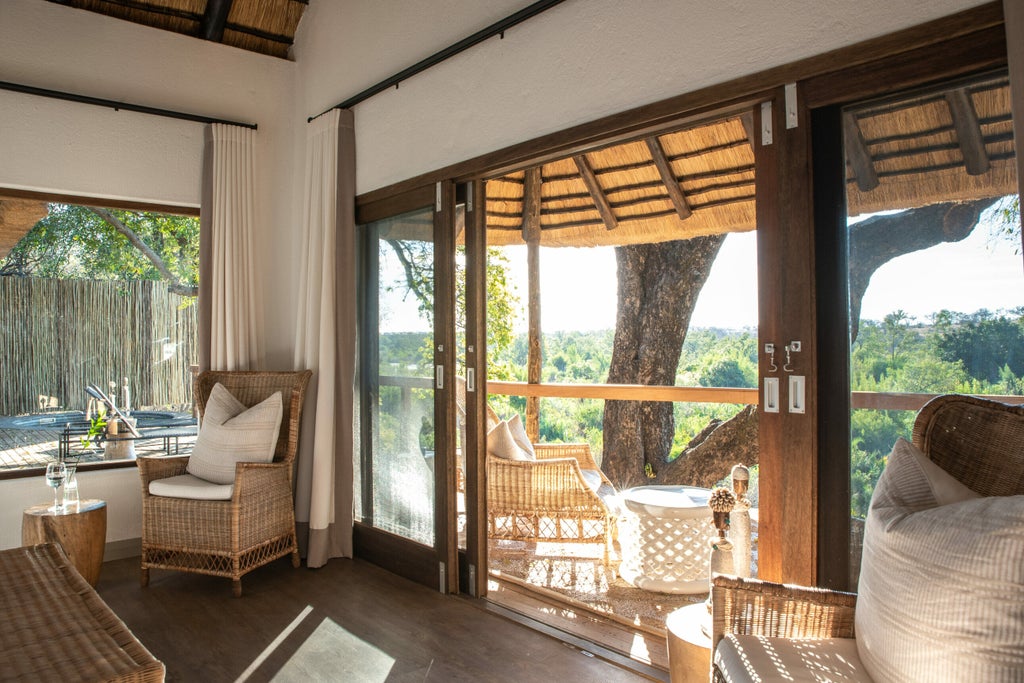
[573,155,618,231]
[645,137,692,220]
[843,111,880,192]
[944,88,991,175]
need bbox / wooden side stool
[23,498,107,586]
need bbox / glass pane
[844,71,1023,584]
[367,207,435,546]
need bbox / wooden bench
[0,543,164,682]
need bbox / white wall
[0,469,140,551]
[0,0,298,549]
[293,0,988,194]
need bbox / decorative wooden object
[22,498,107,586]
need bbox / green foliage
[991,195,1021,255]
[849,307,1024,517]
[935,310,1024,383]
[380,242,521,375]
[0,204,199,297]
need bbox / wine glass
[45,462,67,513]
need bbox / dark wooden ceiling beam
[573,156,618,231]
[945,88,991,175]
[645,137,692,220]
[521,167,542,243]
[842,112,880,192]
[199,0,234,42]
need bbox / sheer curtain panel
[293,109,355,565]
[199,123,265,371]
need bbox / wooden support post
[523,168,542,442]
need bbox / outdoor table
[618,485,714,594]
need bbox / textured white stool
[619,485,714,594]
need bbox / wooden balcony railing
[379,375,1024,413]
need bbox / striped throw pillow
[855,437,1024,682]
[185,383,283,485]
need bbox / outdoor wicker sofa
[710,394,1024,682]
[487,442,620,559]
[1,543,164,682]
[138,370,311,597]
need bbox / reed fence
[0,277,197,416]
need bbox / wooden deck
[0,427,195,471]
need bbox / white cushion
[579,468,604,493]
[186,383,283,485]
[506,413,535,458]
[855,437,1024,682]
[486,420,532,461]
[715,633,870,682]
[149,473,233,501]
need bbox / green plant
[79,407,108,451]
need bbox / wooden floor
[96,555,657,682]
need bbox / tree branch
[88,207,198,297]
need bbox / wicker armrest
[233,461,291,500]
[533,443,613,485]
[711,574,857,647]
[137,455,190,490]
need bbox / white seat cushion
[186,383,283,485]
[149,473,233,500]
[715,634,871,682]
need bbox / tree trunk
[601,235,725,488]
[848,199,992,341]
[654,405,758,488]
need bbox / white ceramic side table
[619,485,714,594]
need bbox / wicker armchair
[139,370,312,597]
[710,394,1024,681]
[487,443,620,559]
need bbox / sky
[378,205,1024,334]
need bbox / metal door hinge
[467,181,474,212]
[760,101,773,145]
[785,83,798,129]
[435,182,442,212]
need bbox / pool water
[0,410,195,430]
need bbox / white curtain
[293,108,355,565]
[199,123,264,371]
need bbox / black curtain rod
[0,80,258,130]
[309,0,567,121]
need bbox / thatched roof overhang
[485,72,1017,248]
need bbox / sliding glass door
[356,184,459,591]
[838,70,1022,587]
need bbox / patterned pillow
[855,437,1024,682]
[486,419,532,461]
[185,383,283,485]
[506,413,535,458]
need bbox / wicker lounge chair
[710,394,1024,682]
[138,370,312,597]
[487,442,620,559]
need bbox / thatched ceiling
[46,0,307,60]
[487,72,1017,247]
[0,200,48,260]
